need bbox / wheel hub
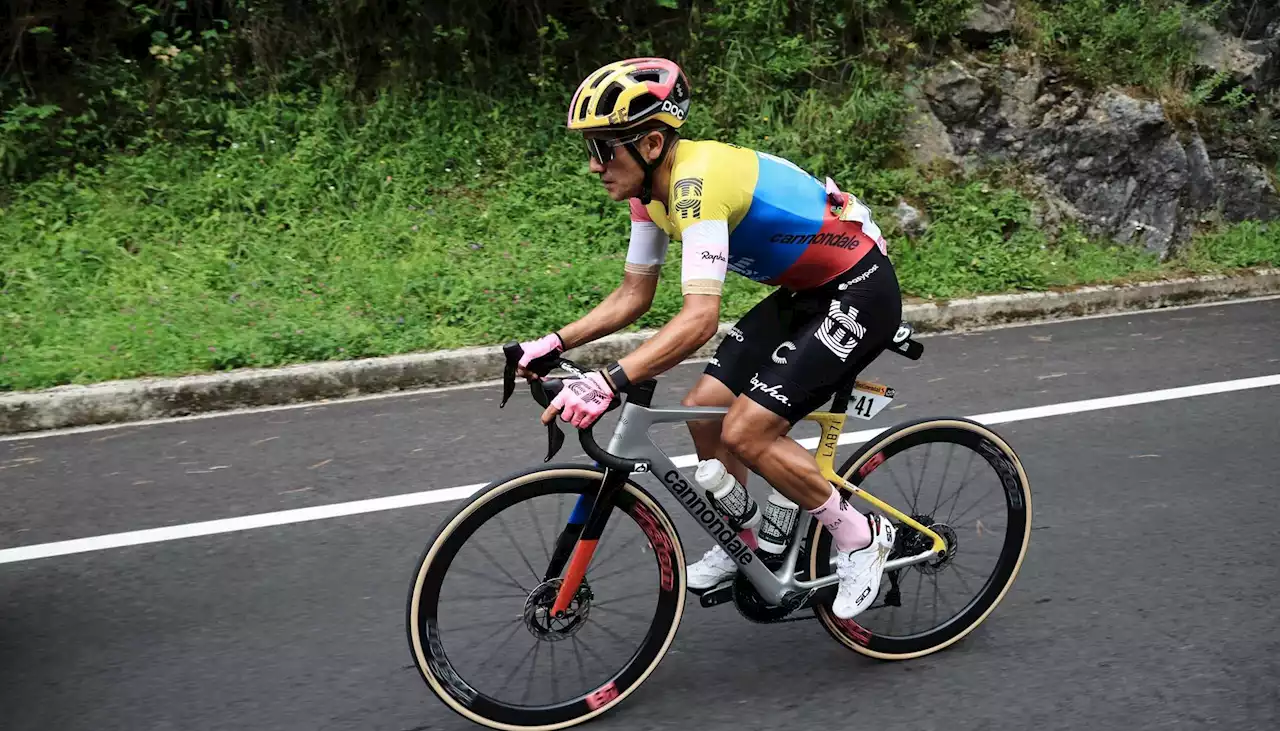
[523,579,593,641]
[899,516,959,575]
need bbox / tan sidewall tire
[809,419,1032,661]
[407,467,687,731]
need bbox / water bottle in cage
[693,459,761,533]
[756,489,799,555]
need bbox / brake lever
[500,342,521,408]
[500,342,563,408]
[531,379,566,462]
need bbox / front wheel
[406,466,687,730]
[807,417,1032,660]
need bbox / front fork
[546,468,630,617]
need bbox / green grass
[1,83,1275,393]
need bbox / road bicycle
[406,322,1032,730]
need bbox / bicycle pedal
[696,581,735,608]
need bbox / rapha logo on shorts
[749,374,790,405]
[673,177,703,219]
[771,341,795,365]
[815,301,866,362]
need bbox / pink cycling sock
[809,486,871,553]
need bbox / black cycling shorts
[704,245,902,424]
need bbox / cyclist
[516,57,902,621]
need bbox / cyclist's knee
[720,411,767,464]
[682,375,734,408]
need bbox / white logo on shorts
[748,374,791,405]
[836,264,879,291]
[771,341,795,365]
[727,326,745,342]
[815,301,866,362]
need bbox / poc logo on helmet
[661,99,686,120]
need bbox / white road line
[2,373,1278,566]
[4,294,1276,444]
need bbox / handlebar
[500,341,649,471]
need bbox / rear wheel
[807,417,1031,660]
[407,466,686,730]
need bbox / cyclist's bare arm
[616,292,719,383]
[552,269,659,351]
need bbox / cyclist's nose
[588,156,606,174]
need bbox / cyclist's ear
[642,129,668,163]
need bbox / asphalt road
[2,298,1279,731]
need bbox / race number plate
[846,380,895,421]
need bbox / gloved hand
[516,333,564,379]
[541,371,615,429]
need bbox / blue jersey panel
[727,152,829,282]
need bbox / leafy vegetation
[0,1,1276,391]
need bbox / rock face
[917,57,1280,258]
[1188,20,1279,94]
[960,0,1016,46]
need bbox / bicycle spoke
[549,642,560,702]
[936,443,957,511]
[909,569,924,630]
[570,636,590,690]
[452,592,532,602]
[521,640,544,706]
[591,604,656,626]
[441,614,524,633]
[931,571,940,628]
[590,590,656,609]
[497,639,540,698]
[950,482,1001,526]
[588,531,644,575]
[498,513,540,583]
[950,559,996,584]
[587,614,639,653]
[884,460,915,512]
[443,564,527,595]
[587,558,651,585]
[453,617,526,664]
[906,449,920,511]
[914,442,933,508]
[528,499,551,565]
[471,541,530,594]
[934,450,976,518]
[947,561,977,597]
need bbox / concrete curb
[2,268,1277,435]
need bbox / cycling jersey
[623,140,888,295]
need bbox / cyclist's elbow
[681,295,721,343]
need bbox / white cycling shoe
[832,513,896,619]
[686,545,738,591]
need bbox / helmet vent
[589,69,612,88]
[599,82,625,116]
[627,93,658,120]
[632,70,661,83]
[577,94,590,121]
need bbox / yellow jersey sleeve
[644,141,759,296]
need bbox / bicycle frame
[548,398,949,614]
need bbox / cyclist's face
[586,130,664,201]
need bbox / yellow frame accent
[803,410,948,555]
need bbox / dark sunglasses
[584,131,648,164]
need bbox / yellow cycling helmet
[567,57,691,132]
[568,58,691,203]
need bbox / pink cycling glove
[549,372,615,429]
[518,333,565,376]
